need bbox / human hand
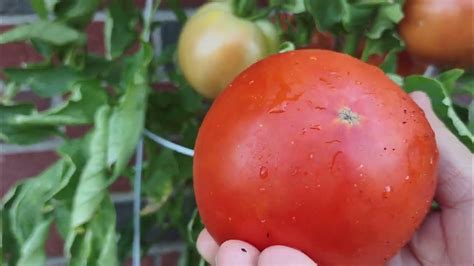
[196,92,473,266]
[387,92,473,266]
[196,229,316,266]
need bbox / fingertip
[409,91,430,108]
[216,240,260,266]
[197,229,219,264]
[258,246,317,266]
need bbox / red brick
[65,125,92,139]
[151,82,177,92]
[0,150,58,196]
[160,251,181,266]
[0,26,43,77]
[46,223,64,257]
[110,176,132,192]
[123,255,155,266]
[86,21,106,56]
[14,90,51,111]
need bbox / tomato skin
[399,0,474,68]
[194,50,438,265]
[178,2,278,98]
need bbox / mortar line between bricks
[0,139,63,154]
[111,191,135,203]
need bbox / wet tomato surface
[193,50,438,265]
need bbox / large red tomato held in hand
[193,50,438,265]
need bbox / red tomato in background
[193,50,438,265]
[399,0,474,69]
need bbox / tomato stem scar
[338,107,360,125]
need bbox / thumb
[258,246,317,266]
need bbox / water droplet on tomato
[290,140,295,145]
[383,186,392,198]
[309,153,314,159]
[290,167,299,176]
[268,102,288,114]
[309,57,318,61]
[249,80,254,85]
[304,185,309,189]
[292,216,297,221]
[355,81,362,85]
[405,175,410,180]
[228,217,232,222]
[260,219,266,224]
[259,187,266,192]
[259,166,268,179]
[310,124,321,130]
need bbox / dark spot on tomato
[384,147,387,150]
[266,232,270,238]
[403,109,407,114]
[402,121,407,124]
[241,248,247,253]
[392,148,396,151]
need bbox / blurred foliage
[0,0,471,265]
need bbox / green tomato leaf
[9,157,76,244]
[304,0,348,33]
[70,106,110,228]
[0,21,83,45]
[270,0,305,13]
[107,44,153,177]
[365,3,403,39]
[30,39,54,59]
[456,72,474,94]
[30,0,59,18]
[404,70,474,151]
[55,0,101,27]
[361,32,403,61]
[4,66,84,97]
[142,149,178,215]
[16,218,53,266]
[3,155,75,265]
[11,80,108,126]
[468,101,474,133]
[105,0,138,60]
[66,196,118,266]
[437,69,464,96]
[0,104,60,144]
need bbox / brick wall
[0,1,204,265]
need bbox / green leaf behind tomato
[404,69,474,151]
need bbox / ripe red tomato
[193,50,438,265]
[399,0,474,68]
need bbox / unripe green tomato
[178,2,279,98]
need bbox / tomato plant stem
[341,33,360,57]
